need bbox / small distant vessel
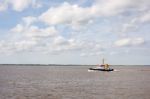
[88,68,114,71]
[88,58,114,72]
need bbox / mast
[102,58,104,64]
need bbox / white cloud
[114,37,145,47]
[53,36,68,45]
[1,17,85,54]
[0,22,105,55]
[1,0,149,58]
[9,0,32,11]
[1,18,59,54]
[80,53,87,57]
[11,24,24,33]
[25,26,58,39]
[39,2,92,25]
[114,38,130,47]
[0,2,7,11]
[39,0,150,31]
[32,0,42,8]
[119,11,150,35]
[13,40,37,51]
[131,38,145,45]
[22,16,37,26]
[80,51,104,57]
[98,0,150,35]
[0,0,41,12]
[139,12,150,23]
[92,0,131,16]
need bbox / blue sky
[0,0,150,65]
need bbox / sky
[0,0,150,65]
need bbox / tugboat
[89,59,114,71]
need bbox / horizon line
[0,64,149,66]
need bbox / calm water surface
[0,65,150,99]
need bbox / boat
[88,58,114,71]
[88,68,114,71]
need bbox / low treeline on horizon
[0,64,149,66]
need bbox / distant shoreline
[0,64,149,66]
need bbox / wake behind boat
[88,59,114,72]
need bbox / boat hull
[89,68,114,71]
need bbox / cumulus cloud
[0,16,59,54]
[11,25,58,42]
[39,2,92,26]
[11,16,57,39]
[92,0,131,16]
[120,11,150,35]
[39,0,150,27]
[9,0,33,11]
[39,1,116,26]
[0,16,87,54]
[114,37,145,47]
[25,26,58,39]
[0,21,105,55]
[0,0,41,12]
[0,0,149,57]
[13,40,37,52]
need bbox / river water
[0,65,150,99]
